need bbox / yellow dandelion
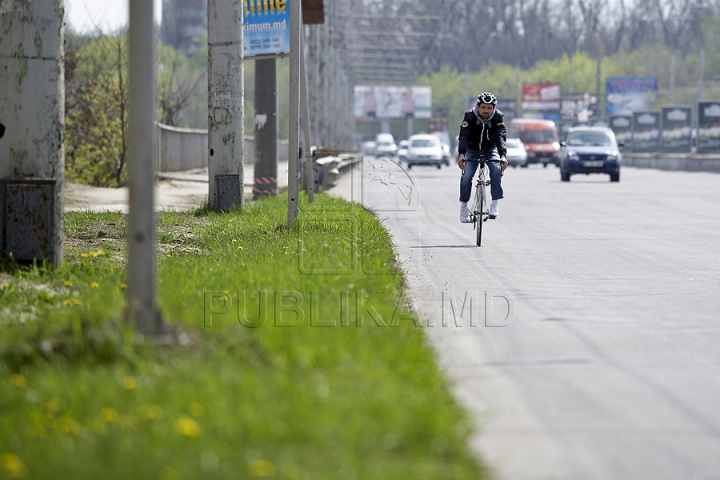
[174,416,201,438]
[72,299,81,306]
[10,374,26,388]
[120,283,127,289]
[238,246,244,250]
[64,281,73,287]
[63,299,71,305]
[96,249,105,256]
[90,252,98,258]
[1,452,28,478]
[100,407,119,423]
[248,459,276,477]
[166,254,172,258]
[190,403,205,417]
[91,282,99,289]
[81,253,88,258]
[232,239,237,243]
[185,248,191,253]
[58,415,81,435]
[0,282,9,289]
[123,376,137,390]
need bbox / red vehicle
[507,118,561,167]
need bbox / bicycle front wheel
[476,186,483,246]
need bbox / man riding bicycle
[458,92,508,223]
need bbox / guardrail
[312,152,363,191]
[622,153,720,173]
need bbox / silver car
[405,134,445,169]
[505,137,528,168]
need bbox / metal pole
[127,0,163,334]
[670,51,675,104]
[254,58,278,197]
[300,30,315,203]
[700,48,706,101]
[288,0,301,225]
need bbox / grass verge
[0,193,485,480]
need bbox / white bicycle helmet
[477,92,497,105]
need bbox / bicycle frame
[471,160,490,246]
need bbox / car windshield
[524,130,556,143]
[411,139,437,147]
[567,132,613,146]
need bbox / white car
[375,133,397,157]
[405,134,445,169]
[505,137,528,168]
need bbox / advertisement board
[609,114,633,148]
[606,77,657,116]
[353,86,432,119]
[243,0,291,57]
[522,83,560,111]
[660,106,692,153]
[631,111,660,152]
[697,101,720,153]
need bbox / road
[331,158,720,480]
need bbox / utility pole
[254,58,278,197]
[126,0,164,334]
[0,0,64,268]
[288,0,302,225]
[208,0,244,211]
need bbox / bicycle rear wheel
[476,186,484,246]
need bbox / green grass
[0,193,485,479]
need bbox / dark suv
[559,126,623,182]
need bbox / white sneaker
[460,205,470,223]
[489,200,499,217]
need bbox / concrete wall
[156,123,289,172]
[623,153,720,173]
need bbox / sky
[65,0,163,33]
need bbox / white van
[375,133,397,157]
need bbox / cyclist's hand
[458,154,466,171]
[500,157,508,172]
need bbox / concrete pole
[208,0,244,211]
[670,51,676,105]
[700,48,706,101]
[254,58,278,197]
[288,0,302,225]
[0,0,64,267]
[126,0,164,334]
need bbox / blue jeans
[459,148,503,202]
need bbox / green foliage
[65,34,129,187]
[0,194,486,479]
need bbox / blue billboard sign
[606,77,657,116]
[243,0,290,57]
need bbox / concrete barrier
[622,153,720,173]
[156,123,289,172]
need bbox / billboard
[522,83,560,111]
[660,106,692,153]
[498,98,517,121]
[606,77,657,116]
[243,0,290,57]
[353,86,432,119]
[631,111,660,152]
[609,114,632,148]
[697,101,720,152]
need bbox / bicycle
[464,156,497,246]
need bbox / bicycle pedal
[488,215,497,220]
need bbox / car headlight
[567,151,579,161]
[606,153,618,161]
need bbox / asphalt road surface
[332,158,720,480]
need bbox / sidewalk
[64,162,289,213]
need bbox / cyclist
[458,92,508,222]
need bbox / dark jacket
[457,107,507,157]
